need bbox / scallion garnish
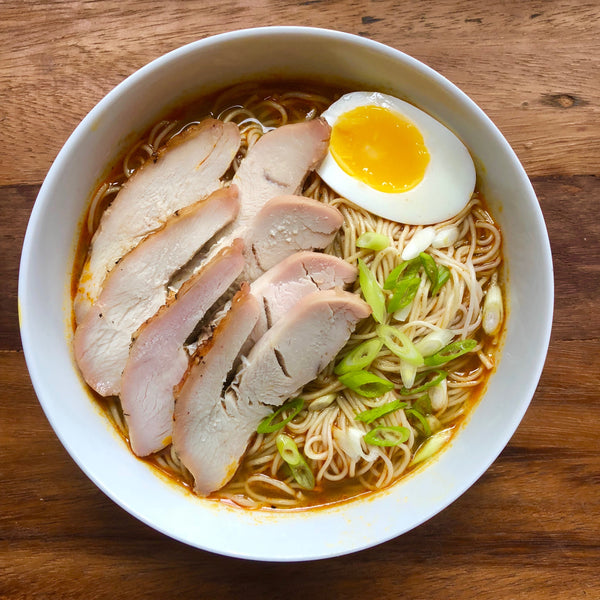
[424,339,477,366]
[257,397,304,433]
[356,232,390,251]
[334,338,383,375]
[405,408,432,437]
[430,264,450,296]
[399,369,447,395]
[429,379,448,412]
[387,275,421,313]
[409,428,453,466]
[419,252,438,288]
[413,394,433,415]
[399,359,417,389]
[482,280,504,335]
[338,370,394,398]
[354,399,407,425]
[414,329,454,357]
[376,324,424,366]
[358,258,386,324]
[383,259,420,290]
[276,434,315,490]
[364,426,410,447]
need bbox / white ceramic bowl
[19,27,553,561]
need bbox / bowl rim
[19,26,554,561]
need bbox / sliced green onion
[413,394,433,415]
[257,398,304,433]
[308,393,337,412]
[355,399,407,425]
[358,258,386,324]
[399,369,447,395]
[432,225,459,249]
[426,414,442,434]
[334,338,383,375]
[424,339,477,367]
[364,425,410,447]
[405,408,431,437]
[482,281,504,335]
[402,227,436,260]
[399,359,417,389]
[334,426,367,461]
[356,232,390,251]
[276,434,315,489]
[419,252,438,288]
[383,259,420,290]
[410,428,453,466]
[338,370,394,398]
[376,324,424,366]
[430,264,450,296]
[387,275,421,313]
[429,379,448,412]
[414,329,455,357]
[392,301,413,322]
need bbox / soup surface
[73,82,504,509]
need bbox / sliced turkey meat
[167,119,332,289]
[120,239,245,457]
[247,251,357,347]
[241,195,343,280]
[73,186,239,397]
[74,119,241,323]
[234,289,371,407]
[173,288,370,495]
[173,285,268,495]
[228,118,330,232]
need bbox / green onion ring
[338,370,394,398]
[356,232,390,251]
[354,399,407,424]
[257,397,304,433]
[358,258,386,324]
[424,339,477,367]
[276,434,315,490]
[399,369,447,395]
[376,324,424,366]
[334,338,383,375]
[364,426,410,447]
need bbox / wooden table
[1,1,598,598]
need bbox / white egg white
[317,91,476,225]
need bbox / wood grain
[1,1,599,598]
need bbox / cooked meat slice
[74,119,241,323]
[172,285,267,495]
[248,251,357,346]
[120,239,245,457]
[73,186,239,397]
[241,195,343,280]
[229,118,330,231]
[175,288,370,495]
[169,119,331,288]
[234,289,371,408]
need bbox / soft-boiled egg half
[317,91,476,225]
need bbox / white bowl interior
[19,27,553,561]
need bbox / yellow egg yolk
[329,105,430,193]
